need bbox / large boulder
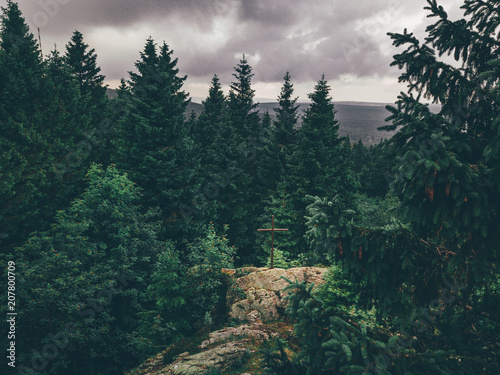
[229,267,327,323]
[129,267,327,375]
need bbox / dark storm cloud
[19,0,233,31]
[180,0,398,83]
[14,0,454,88]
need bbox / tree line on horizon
[0,0,498,374]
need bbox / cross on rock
[257,215,289,269]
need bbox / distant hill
[184,101,395,145]
[258,101,396,145]
[107,88,422,145]
[107,88,118,99]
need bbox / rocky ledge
[130,267,327,375]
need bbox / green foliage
[351,139,396,197]
[381,0,499,338]
[314,265,358,309]
[65,30,105,94]
[2,164,166,375]
[137,243,189,351]
[64,30,111,165]
[280,76,358,262]
[187,224,236,270]
[287,2,500,373]
[273,71,300,153]
[271,278,461,375]
[262,338,302,375]
[0,2,100,252]
[139,225,236,352]
[215,55,267,263]
[265,248,290,269]
[3,2,498,374]
[292,75,346,199]
[113,38,202,243]
[185,224,236,326]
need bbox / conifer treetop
[65,30,105,87]
[0,0,40,61]
[229,54,257,109]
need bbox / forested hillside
[0,0,498,374]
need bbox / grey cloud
[13,0,464,91]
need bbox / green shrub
[138,225,236,353]
[266,248,290,269]
[8,164,166,375]
[314,264,358,309]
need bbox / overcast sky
[13,0,464,103]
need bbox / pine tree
[292,2,499,374]
[274,71,300,152]
[221,56,269,263]
[42,48,95,212]
[293,75,353,198]
[64,30,110,165]
[0,1,44,247]
[272,72,300,187]
[255,73,303,262]
[381,0,499,274]
[0,2,79,251]
[65,30,106,99]
[113,38,201,242]
[256,111,279,193]
[286,76,355,262]
[228,54,260,139]
[192,74,226,169]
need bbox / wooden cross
[257,215,289,269]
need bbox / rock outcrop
[130,267,327,375]
[229,267,326,323]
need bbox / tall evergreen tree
[223,56,271,263]
[0,1,45,251]
[255,73,302,261]
[43,48,95,211]
[65,30,111,165]
[274,71,300,151]
[295,2,499,373]
[113,38,201,242]
[192,74,226,168]
[0,2,91,251]
[65,30,106,99]
[228,55,260,139]
[286,76,355,261]
[381,0,499,259]
[294,75,353,198]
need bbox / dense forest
[0,0,498,374]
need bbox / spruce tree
[256,110,278,194]
[273,72,300,183]
[381,0,499,272]
[43,48,95,212]
[65,30,106,99]
[294,75,353,198]
[221,56,269,262]
[64,30,111,165]
[274,71,300,152]
[257,73,302,261]
[291,2,499,373]
[228,55,260,139]
[287,76,355,262]
[192,74,226,169]
[0,1,88,251]
[113,38,201,242]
